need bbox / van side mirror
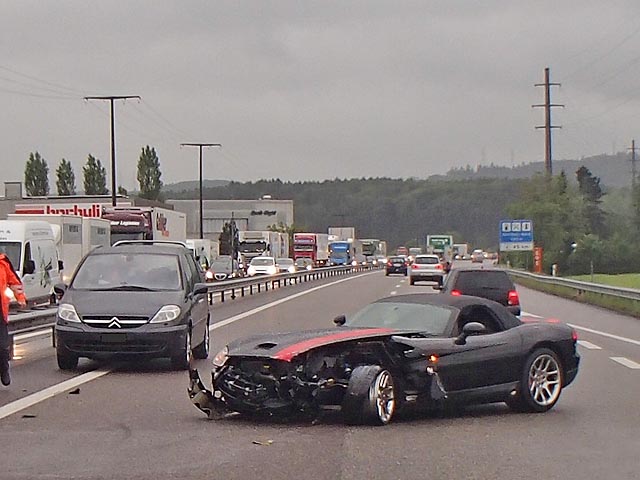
[333,314,346,326]
[193,283,209,296]
[23,260,36,275]
[53,283,67,300]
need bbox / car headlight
[205,270,214,280]
[213,345,229,368]
[58,303,81,323]
[351,260,358,266]
[306,265,312,270]
[267,266,277,275]
[247,266,256,276]
[149,305,181,323]
[288,266,296,273]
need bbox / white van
[0,220,62,305]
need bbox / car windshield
[277,258,293,266]
[251,257,274,266]
[346,301,455,334]
[212,259,232,271]
[72,253,182,291]
[0,242,21,270]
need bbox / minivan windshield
[72,253,182,291]
[250,257,274,266]
[0,242,22,270]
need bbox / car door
[435,305,523,393]
[182,253,209,342]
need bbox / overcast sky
[2,1,640,191]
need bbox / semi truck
[102,206,187,245]
[237,231,286,262]
[329,239,362,266]
[293,233,329,267]
[452,243,470,260]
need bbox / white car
[247,256,277,276]
[276,258,297,273]
[408,254,445,287]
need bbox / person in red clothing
[0,253,27,386]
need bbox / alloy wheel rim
[373,370,395,423]
[528,354,561,406]
[185,330,192,364]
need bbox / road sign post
[499,220,533,251]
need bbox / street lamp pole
[84,95,140,206]
[180,143,221,239]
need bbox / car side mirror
[432,284,443,291]
[193,283,209,296]
[53,283,67,299]
[23,260,36,275]
[58,260,64,270]
[333,314,346,326]
[455,322,486,345]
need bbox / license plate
[100,333,127,343]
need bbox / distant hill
[441,152,633,189]
[162,179,229,193]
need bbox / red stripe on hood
[273,328,395,362]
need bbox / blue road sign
[499,219,533,251]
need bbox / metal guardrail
[507,269,640,301]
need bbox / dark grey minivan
[54,242,210,370]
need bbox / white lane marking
[0,271,378,421]
[521,311,543,318]
[567,323,640,347]
[395,284,402,288]
[0,369,110,421]
[208,270,380,332]
[390,291,397,295]
[578,340,601,350]
[610,357,640,369]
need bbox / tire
[171,328,193,370]
[342,365,396,426]
[409,278,415,285]
[508,348,563,413]
[56,345,79,371]
[193,316,210,360]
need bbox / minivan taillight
[508,290,519,306]
[451,289,462,296]
[435,264,443,270]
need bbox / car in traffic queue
[294,257,314,271]
[206,255,242,282]
[471,249,485,263]
[54,241,211,371]
[246,256,278,276]
[276,257,297,273]
[409,254,445,286]
[189,294,579,426]
[385,255,408,276]
[438,267,521,316]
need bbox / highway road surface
[0,267,638,480]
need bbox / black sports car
[189,295,579,425]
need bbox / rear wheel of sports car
[342,366,395,425]
[508,348,563,413]
[171,329,193,370]
[192,316,210,360]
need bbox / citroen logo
[108,317,122,329]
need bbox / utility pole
[533,67,563,176]
[84,95,140,206]
[629,139,638,188]
[180,143,222,239]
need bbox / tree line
[23,146,163,200]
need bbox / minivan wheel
[193,316,210,360]
[171,329,192,370]
[56,345,79,371]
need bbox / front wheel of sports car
[508,348,563,413]
[342,365,395,425]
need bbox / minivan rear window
[414,256,439,265]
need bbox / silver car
[409,254,445,287]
